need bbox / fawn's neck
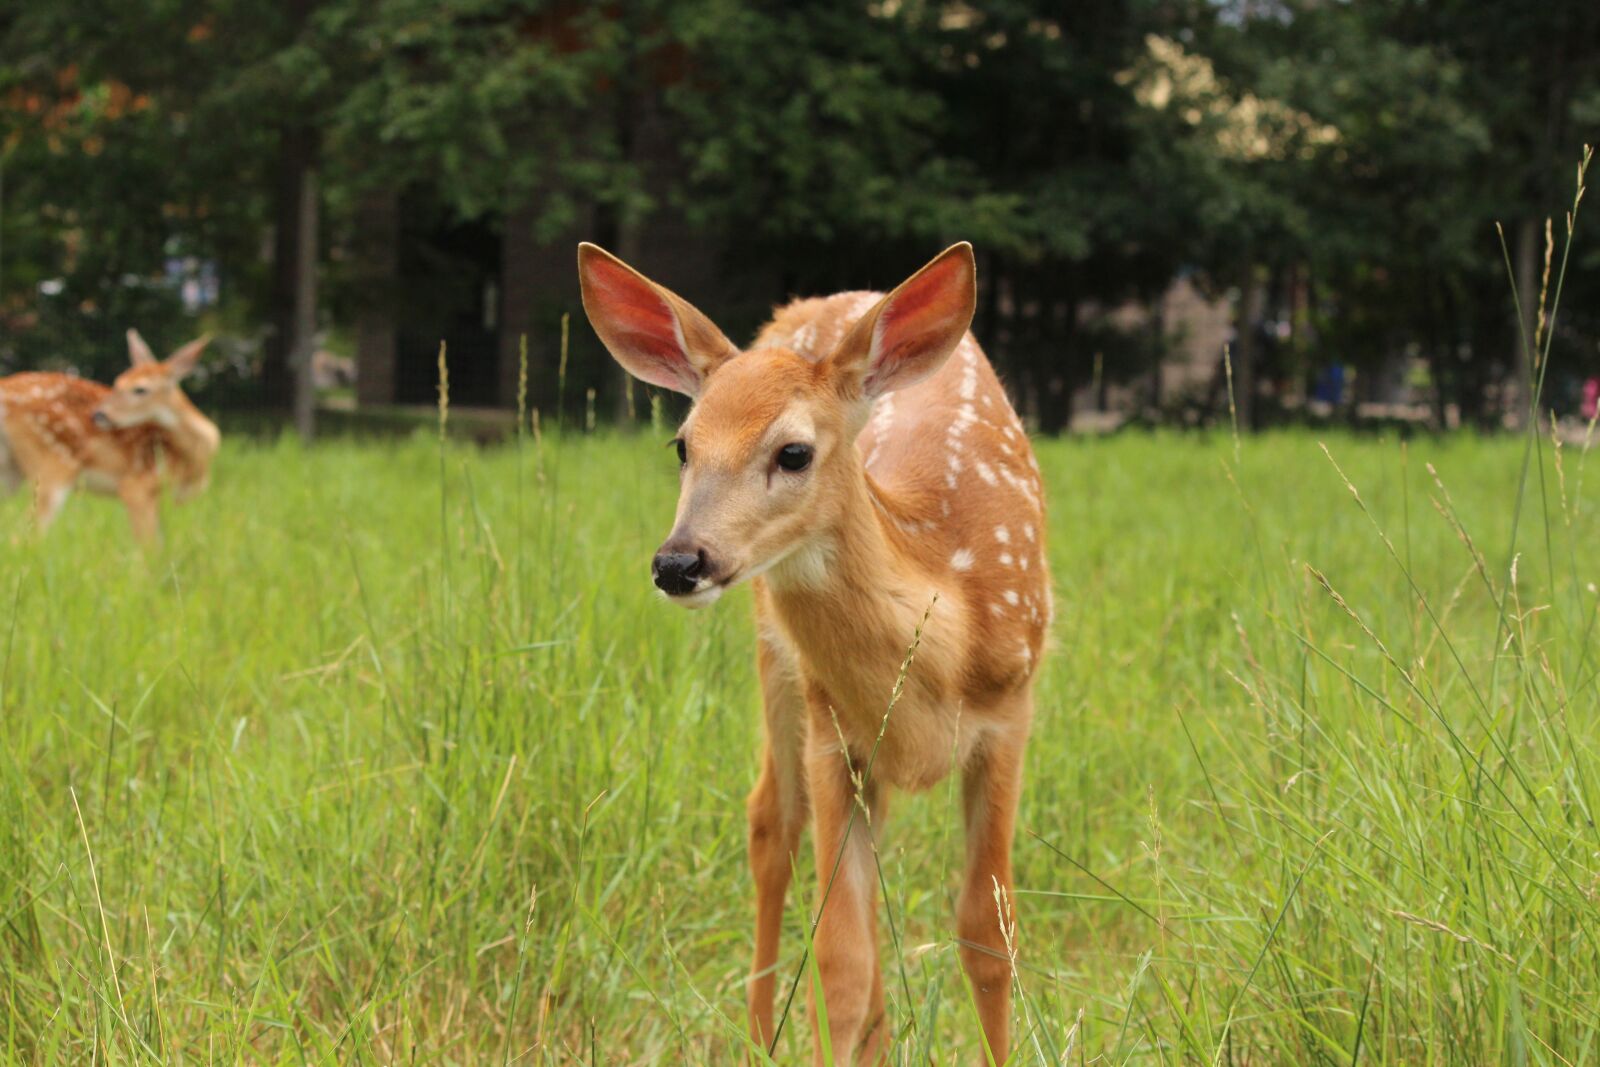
[763,452,946,697]
[158,397,220,492]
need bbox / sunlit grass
[0,423,1595,1064]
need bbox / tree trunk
[1463,277,1504,429]
[263,0,318,430]
[1232,267,1267,432]
[0,159,6,312]
[1509,216,1539,427]
[499,196,538,413]
[978,248,1002,374]
[1146,291,1165,413]
[290,165,318,439]
[260,123,310,409]
[355,189,399,407]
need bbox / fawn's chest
[762,580,999,790]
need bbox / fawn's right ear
[577,243,737,397]
[127,329,158,366]
[824,243,976,403]
[166,335,211,379]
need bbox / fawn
[0,329,220,543]
[579,242,1048,1063]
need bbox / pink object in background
[1584,377,1600,421]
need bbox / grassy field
[0,424,1597,1064]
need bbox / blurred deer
[0,329,220,543]
[579,243,1048,1064]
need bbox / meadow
[0,423,1596,1064]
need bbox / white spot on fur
[999,552,1013,566]
[850,293,881,318]
[995,525,1010,544]
[975,460,998,486]
[951,548,975,571]
[864,392,896,470]
[999,465,1041,508]
[870,391,896,431]
[1003,589,1020,606]
[1023,523,1035,542]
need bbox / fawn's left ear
[166,335,211,379]
[577,243,737,397]
[127,329,158,366]
[826,243,976,401]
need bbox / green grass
[0,425,1597,1064]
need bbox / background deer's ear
[166,335,211,380]
[826,243,976,401]
[127,328,158,366]
[577,243,736,397]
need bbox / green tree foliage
[1203,0,1599,424]
[0,0,1596,426]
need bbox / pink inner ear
[865,254,970,394]
[587,257,694,392]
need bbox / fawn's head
[579,242,976,607]
[94,330,209,430]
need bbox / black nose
[652,549,706,596]
[92,411,112,429]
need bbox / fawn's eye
[672,438,687,467]
[131,386,149,396]
[776,443,813,472]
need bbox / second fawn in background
[0,329,220,544]
[579,242,1049,1064]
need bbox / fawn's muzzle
[652,548,708,596]
[92,411,113,429]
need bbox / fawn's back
[0,373,160,490]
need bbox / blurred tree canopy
[0,0,1596,430]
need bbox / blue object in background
[1312,363,1346,405]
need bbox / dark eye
[776,443,813,472]
[131,386,149,396]
[672,438,687,467]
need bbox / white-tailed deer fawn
[579,242,1048,1063]
[0,329,220,543]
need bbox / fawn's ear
[127,329,158,366]
[577,243,737,397]
[826,243,976,401]
[166,335,211,379]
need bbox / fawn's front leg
[747,635,808,1053]
[957,705,1032,1065]
[118,477,162,546]
[32,476,73,533]
[805,693,886,1066]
